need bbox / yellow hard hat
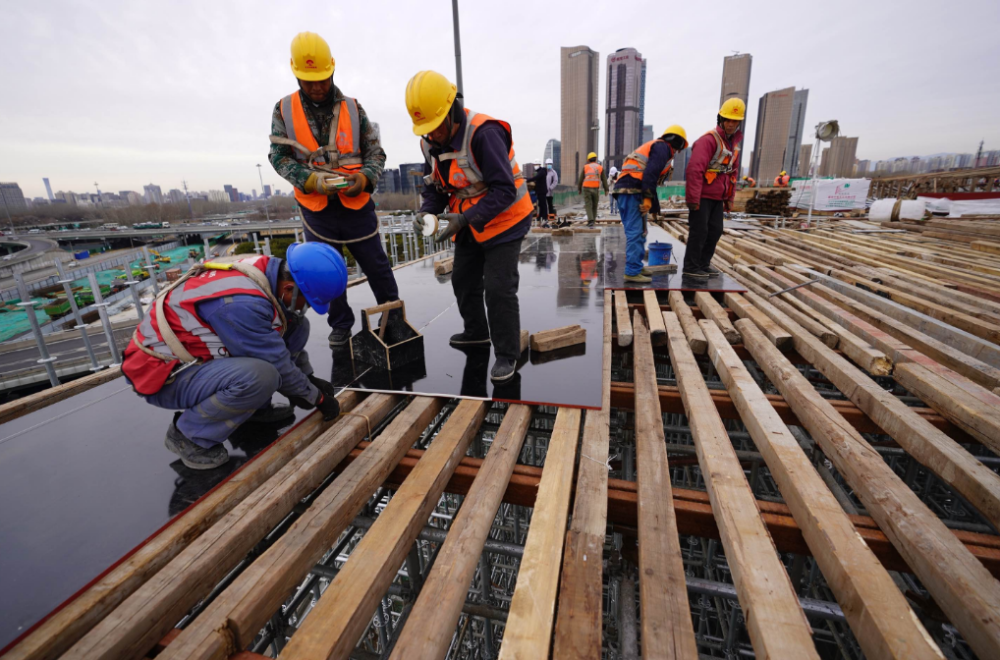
[661,124,688,148]
[587,152,597,160]
[405,70,457,136]
[290,32,335,81]
[719,98,746,121]
[780,170,787,176]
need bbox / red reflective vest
[704,128,740,186]
[278,92,369,212]
[582,162,603,188]
[619,141,673,184]
[122,256,283,395]
[420,110,534,243]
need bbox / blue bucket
[648,242,673,266]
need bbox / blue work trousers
[301,200,399,330]
[617,193,646,277]
[145,317,314,448]
[609,194,619,215]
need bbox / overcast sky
[2,0,998,199]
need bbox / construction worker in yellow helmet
[613,124,688,283]
[407,70,534,384]
[268,32,399,349]
[577,151,608,227]
[774,170,791,187]
[682,97,745,280]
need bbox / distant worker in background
[742,175,756,188]
[614,125,689,283]
[408,70,534,382]
[545,158,559,222]
[122,244,347,469]
[577,152,608,227]
[684,98,745,279]
[774,170,790,187]
[531,161,550,226]
[268,31,399,348]
[608,166,620,214]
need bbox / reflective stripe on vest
[420,109,534,243]
[583,162,603,188]
[279,92,369,212]
[619,140,673,182]
[704,128,742,185]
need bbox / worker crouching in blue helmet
[122,242,348,469]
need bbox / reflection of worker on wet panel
[409,71,535,383]
[577,152,608,227]
[268,32,399,348]
[122,244,347,470]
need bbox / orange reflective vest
[420,110,534,243]
[744,177,756,188]
[278,92,369,212]
[774,175,790,187]
[583,162,603,188]
[619,140,674,184]
[704,128,740,186]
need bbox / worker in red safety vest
[122,244,347,470]
[683,98,745,279]
[774,171,791,187]
[408,70,535,383]
[577,152,609,227]
[268,32,398,349]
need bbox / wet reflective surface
[602,224,746,292]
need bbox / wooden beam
[0,366,123,426]
[724,292,792,349]
[283,400,491,660]
[693,292,740,344]
[632,311,698,659]
[664,312,818,658]
[530,325,586,352]
[615,290,633,347]
[1,393,362,660]
[498,408,581,660]
[703,319,943,659]
[737,317,1000,659]
[667,291,706,354]
[553,290,613,659]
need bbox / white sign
[789,178,871,210]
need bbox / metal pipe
[141,246,159,296]
[87,272,122,366]
[14,272,59,387]
[54,259,101,371]
[451,0,463,94]
[126,280,145,321]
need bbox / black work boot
[490,357,518,382]
[328,327,352,347]
[450,331,491,346]
[164,414,230,470]
[247,403,296,425]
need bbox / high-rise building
[642,125,654,144]
[670,147,691,182]
[720,53,753,109]
[819,137,859,178]
[544,140,561,177]
[223,184,238,203]
[398,163,425,195]
[798,143,813,177]
[143,184,163,205]
[784,90,809,176]
[561,45,599,186]
[749,87,797,183]
[43,178,54,201]
[208,190,229,203]
[0,182,27,212]
[263,184,272,198]
[604,48,646,171]
[168,189,186,204]
[376,168,400,194]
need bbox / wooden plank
[693,291,740,344]
[158,400,481,660]
[498,408,581,660]
[552,290,613,659]
[65,394,409,660]
[615,290,633,347]
[520,329,529,354]
[632,311,698,659]
[433,257,454,275]
[973,240,1000,256]
[530,325,586,352]
[663,312,818,658]
[284,400,491,660]
[736,271,839,347]
[703,319,943,659]
[724,292,792,349]
[389,404,534,660]
[0,366,123,426]
[643,290,667,346]
[737,317,1000,659]
[667,291,706,354]
[1,392,362,660]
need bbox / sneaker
[587,222,596,228]
[682,269,710,280]
[703,265,722,276]
[624,273,652,284]
[640,267,653,276]
[164,414,230,470]
[490,357,517,382]
[450,331,491,346]
[247,403,296,425]
[328,327,351,347]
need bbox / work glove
[304,173,346,196]
[724,199,733,213]
[342,172,369,197]
[435,212,467,242]
[309,375,338,399]
[686,202,700,213]
[413,213,434,235]
[640,197,653,214]
[315,393,341,421]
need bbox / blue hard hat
[285,242,347,315]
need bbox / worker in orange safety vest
[774,171,791,187]
[577,152,609,227]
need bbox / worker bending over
[122,244,347,470]
[742,175,756,188]
[613,125,688,283]
[577,152,608,227]
[684,99,745,279]
[409,70,534,382]
[268,32,398,348]
[774,171,790,187]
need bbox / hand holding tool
[435,212,467,242]
[342,172,368,197]
[315,392,341,420]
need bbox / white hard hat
[545,158,553,164]
[609,166,619,175]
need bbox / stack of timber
[744,189,792,216]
